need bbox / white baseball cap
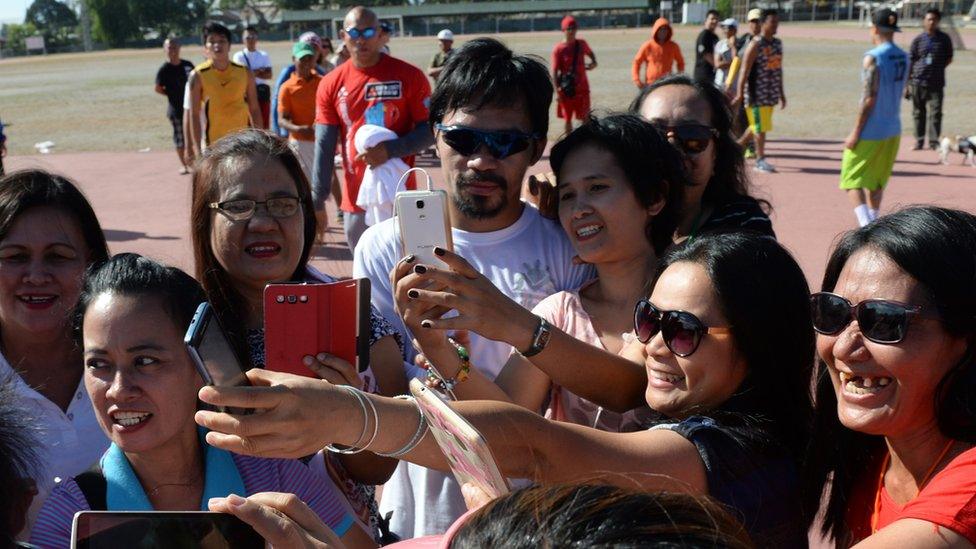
[437,29,454,41]
[720,18,738,27]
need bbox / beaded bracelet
[326,385,379,455]
[424,337,471,399]
[375,395,430,458]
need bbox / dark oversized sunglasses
[634,299,731,357]
[344,26,377,40]
[810,292,928,344]
[434,124,541,159]
[652,123,719,156]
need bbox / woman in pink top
[394,114,686,431]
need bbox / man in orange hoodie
[632,18,685,88]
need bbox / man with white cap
[428,29,455,81]
[714,18,738,91]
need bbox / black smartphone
[184,302,250,414]
[71,511,263,549]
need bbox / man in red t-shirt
[552,15,597,136]
[313,6,433,252]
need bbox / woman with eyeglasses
[630,74,773,241]
[390,114,682,433]
[803,206,976,548]
[190,129,405,542]
[195,231,815,546]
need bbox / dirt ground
[1,21,975,284]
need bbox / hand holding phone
[395,189,453,268]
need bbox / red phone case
[263,279,370,377]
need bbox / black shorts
[168,113,185,149]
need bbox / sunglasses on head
[634,299,732,357]
[651,123,719,156]
[810,292,927,344]
[434,124,541,160]
[344,26,377,40]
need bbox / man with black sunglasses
[312,6,433,251]
[353,38,593,540]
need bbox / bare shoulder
[863,54,877,68]
[855,518,974,549]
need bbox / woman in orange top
[632,18,685,88]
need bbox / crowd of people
[3,5,974,549]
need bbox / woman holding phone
[804,207,976,547]
[0,170,111,537]
[29,254,375,549]
[190,129,402,541]
[395,114,683,432]
[196,232,816,546]
[630,74,773,240]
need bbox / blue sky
[1,0,30,25]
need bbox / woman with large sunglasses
[630,74,773,241]
[190,129,405,542]
[803,206,976,547]
[195,231,815,546]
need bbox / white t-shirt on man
[353,203,593,539]
[232,49,272,86]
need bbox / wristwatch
[520,316,552,357]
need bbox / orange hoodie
[632,18,685,87]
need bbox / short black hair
[243,25,258,35]
[202,21,232,43]
[0,378,42,546]
[549,114,686,255]
[707,9,721,18]
[926,7,942,19]
[75,253,206,342]
[0,170,109,266]
[429,38,552,136]
[761,9,778,22]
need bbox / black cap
[872,8,901,32]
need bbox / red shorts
[556,92,591,120]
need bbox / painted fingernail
[303,356,314,365]
[414,265,427,274]
[421,320,432,328]
[408,289,420,298]
[317,352,329,361]
[404,255,416,264]
[434,247,446,256]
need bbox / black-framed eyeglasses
[651,123,719,156]
[434,124,541,160]
[810,292,928,344]
[344,26,377,40]
[209,197,301,222]
[634,299,732,357]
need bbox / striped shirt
[909,30,953,89]
[29,453,354,549]
[699,196,775,238]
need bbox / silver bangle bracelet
[375,395,429,458]
[326,385,374,455]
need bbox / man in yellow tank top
[187,22,262,156]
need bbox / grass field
[1,23,974,155]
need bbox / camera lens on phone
[416,200,425,209]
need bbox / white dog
[938,135,976,167]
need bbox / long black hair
[629,74,757,209]
[803,206,976,543]
[653,232,814,460]
[549,114,686,255]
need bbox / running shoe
[754,158,776,173]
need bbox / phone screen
[196,314,247,389]
[73,511,263,549]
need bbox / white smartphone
[395,189,453,268]
[410,378,510,499]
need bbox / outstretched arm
[195,369,706,494]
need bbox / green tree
[25,0,78,47]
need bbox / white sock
[854,204,871,227]
[868,208,879,221]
